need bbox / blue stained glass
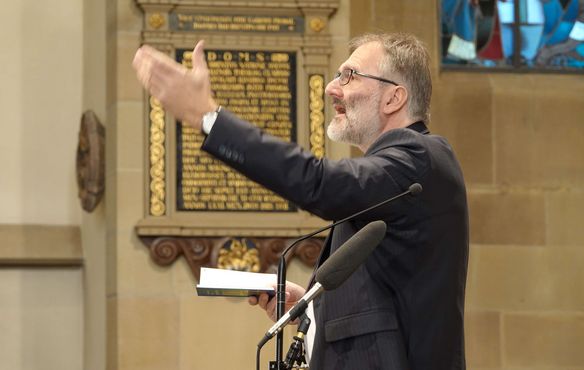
[440,0,584,71]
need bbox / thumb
[192,40,207,69]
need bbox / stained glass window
[441,0,584,70]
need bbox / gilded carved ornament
[149,96,166,216]
[309,75,326,158]
[309,17,326,33]
[148,13,165,29]
[218,238,261,272]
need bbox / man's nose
[325,78,342,98]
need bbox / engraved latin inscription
[176,49,297,212]
[170,13,304,33]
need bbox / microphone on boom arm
[258,219,388,348]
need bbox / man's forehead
[342,41,382,70]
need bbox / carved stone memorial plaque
[134,0,339,278]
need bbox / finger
[248,296,258,305]
[258,293,270,310]
[266,297,277,321]
[147,55,187,105]
[132,45,156,69]
[192,40,207,68]
[147,69,165,100]
[132,48,152,88]
[132,47,144,71]
[138,48,173,91]
[141,62,155,88]
[266,297,276,312]
[149,51,185,83]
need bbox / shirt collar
[406,121,429,134]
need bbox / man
[133,32,469,370]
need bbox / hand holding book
[196,267,277,297]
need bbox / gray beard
[326,92,382,150]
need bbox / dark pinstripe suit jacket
[202,109,469,370]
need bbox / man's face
[325,42,385,150]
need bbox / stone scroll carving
[141,236,324,280]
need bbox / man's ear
[382,86,408,115]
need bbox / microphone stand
[283,315,311,369]
[270,183,422,369]
[272,235,317,369]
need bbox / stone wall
[0,0,84,368]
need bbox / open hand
[132,40,217,129]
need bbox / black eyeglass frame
[334,69,399,86]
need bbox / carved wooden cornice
[141,236,324,280]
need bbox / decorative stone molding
[0,225,82,266]
[141,236,324,280]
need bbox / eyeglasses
[333,69,399,87]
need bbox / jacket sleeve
[201,109,430,221]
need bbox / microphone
[409,183,423,196]
[259,220,387,348]
[272,183,423,363]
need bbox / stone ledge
[0,225,83,266]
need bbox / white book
[196,267,276,297]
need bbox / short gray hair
[349,33,432,123]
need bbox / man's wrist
[201,105,222,135]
